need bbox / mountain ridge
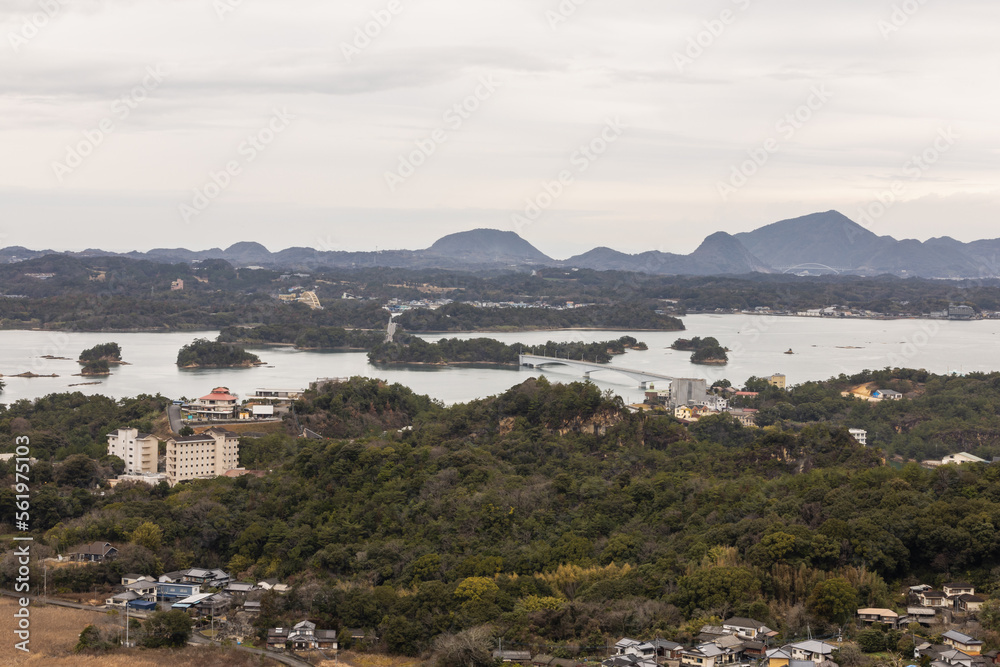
[3,211,999,278]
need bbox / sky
[1,0,998,258]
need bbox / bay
[0,315,997,406]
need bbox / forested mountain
[5,371,1000,656]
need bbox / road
[167,403,183,434]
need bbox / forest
[671,336,729,365]
[218,324,387,349]
[368,335,647,365]
[4,370,1000,658]
[394,303,684,332]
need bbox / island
[671,336,729,365]
[369,335,648,366]
[77,342,123,376]
[394,303,685,332]
[79,342,124,365]
[176,339,264,368]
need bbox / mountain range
[2,211,998,278]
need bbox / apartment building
[165,427,240,485]
[107,428,159,474]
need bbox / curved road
[168,403,183,434]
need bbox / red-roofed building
[184,387,239,420]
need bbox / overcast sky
[1,0,998,258]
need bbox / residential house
[722,617,774,640]
[242,600,262,615]
[258,579,290,593]
[156,581,201,601]
[943,583,976,598]
[703,395,729,411]
[315,629,338,650]
[918,590,951,608]
[106,590,143,608]
[165,428,240,486]
[267,627,289,650]
[69,541,118,563]
[287,620,318,651]
[873,389,903,400]
[943,631,984,655]
[766,648,791,667]
[652,639,684,660]
[729,409,758,428]
[675,405,694,420]
[957,594,986,613]
[122,573,155,586]
[787,640,835,664]
[907,607,937,626]
[494,651,532,663]
[857,608,902,628]
[225,582,258,594]
[680,642,740,667]
[107,428,159,474]
[849,429,868,446]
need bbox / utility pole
[125,602,129,648]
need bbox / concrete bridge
[518,354,675,389]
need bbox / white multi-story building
[165,427,240,486]
[849,428,868,446]
[107,428,159,474]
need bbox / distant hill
[735,210,998,278]
[4,211,1000,278]
[426,229,552,264]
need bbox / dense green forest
[395,303,684,332]
[5,371,1000,657]
[368,335,647,365]
[671,336,729,365]
[217,324,386,349]
[176,339,263,368]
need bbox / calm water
[0,315,997,406]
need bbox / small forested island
[672,336,729,365]
[79,342,123,364]
[218,324,386,350]
[368,335,646,365]
[395,302,685,332]
[79,359,111,376]
[176,338,263,368]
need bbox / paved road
[167,403,183,434]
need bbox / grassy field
[0,598,278,665]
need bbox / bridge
[518,354,675,389]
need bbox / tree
[54,454,98,488]
[454,577,499,603]
[434,625,495,667]
[808,577,858,625]
[129,521,164,551]
[178,425,194,436]
[140,610,192,648]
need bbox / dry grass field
[0,598,278,666]
[325,650,423,667]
